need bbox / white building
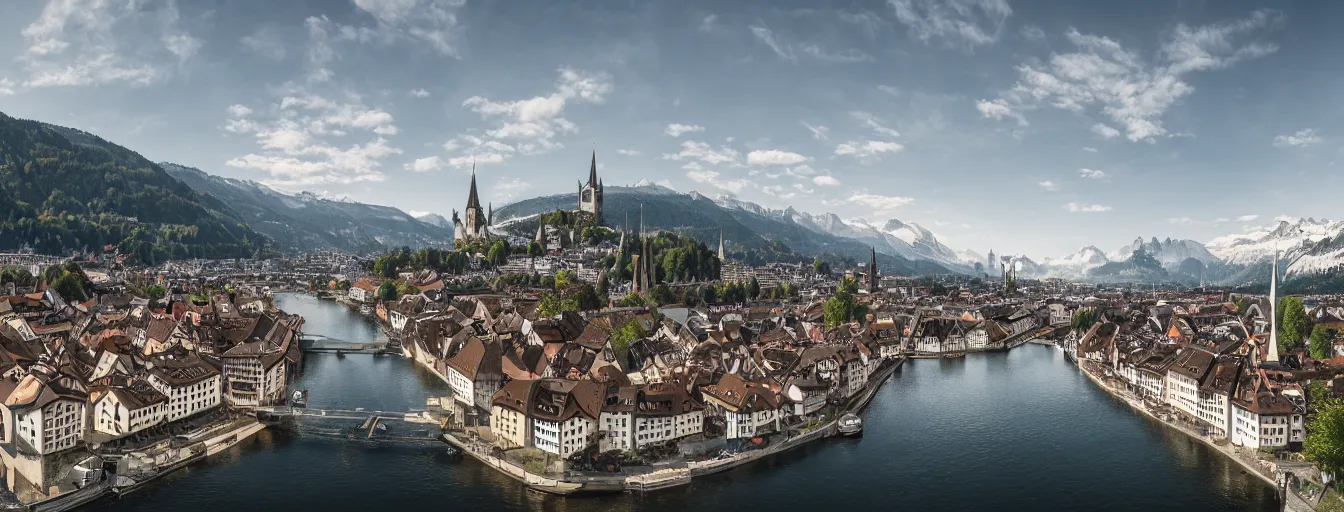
[145,357,222,422]
[701,374,781,440]
[1231,395,1294,450]
[91,381,167,438]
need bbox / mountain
[162,163,454,254]
[493,187,951,276]
[1208,218,1343,266]
[1109,237,1220,268]
[0,113,265,263]
[1041,246,1110,278]
[415,213,450,229]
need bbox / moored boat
[838,413,863,436]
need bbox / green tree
[702,285,717,304]
[0,267,35,287]
[1072,309,1099,334]
[1278,296,1309,353]
[487,241,509,267]
[396,282,418,297]
[1310,324,1338,360]
[746,276,760,300]
[650,285,676,306]
[824,278,857,328]
[146,284,167,302]
[50,273,88,302]
[813,258,831,276]
[528,241,544,258]
[377,281,398,301]
[609,319,646,368]
[538,292,580,317]
[554,270,575,290]
[682,287,701,307]
[597,272,609,298]
[1305,397,1344,475]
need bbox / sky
[0,0,1341,261]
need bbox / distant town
[0,156,1342,510]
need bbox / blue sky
[0,0,1340,259]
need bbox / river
[96,293,1279,511]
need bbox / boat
[336,350,346,359]
[838,413,863,437]
[291,389,309,408]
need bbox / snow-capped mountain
[1042,246,1110,277]
[1207,218,1344,266]
[712,194,971,270]
[1110,237,1220,267]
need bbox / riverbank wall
[443,356,906,495]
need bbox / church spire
[718,229,725,261]
[466,164,481,211]
[588,150,598,187]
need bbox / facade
[91,381,167,438]
[349,278,377,303]
[701,374,781,440]
[145,357,222,422]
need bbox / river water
[96,293,1279,511]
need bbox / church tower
[457,165,489,243]
[578,151,603,224]
[867,247,879,294]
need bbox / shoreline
[442,356,906,495]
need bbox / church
[578,151,603,225]
[452,167,491,246]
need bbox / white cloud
[665,123,705,137]
[0,78,14,96]
[241,26,287,60]
[663,141,742,167]
[221,86,403,189]
[18,0,201,88]
[1273,128,1322,148]
[813,175,842,187]
[405,156,445,173]
[616,148,641,156]
[1090,123,1121,139]
[975,98,1026,126]
[889,0,1013,49]
[1037,181,1059,192]
[1020,25,1045,41]
[1081,146,1098,153]
[749,21,872,63]
[983,12,1280,142]
[409,88,430,98]
[686,169,750,194]
[850,111,901,138]
[1166,217,1196,225]
[802,122,830,142]
[839,10,888,39]
[352,0,467,57]
[655,179,676,190]
[699,14,717,32]
[747,150,808,166]
[835,140,904,161]
[492,177,533,200]
[847,193,915,218]
[437,68,611,168]
[1078,168,1107,180]
[1237,214,1259,222]
[1063,202,1112,213]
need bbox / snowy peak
[1111,236,1219,267]
[1208,217,1343,266]
[415,213,450,228]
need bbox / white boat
[838,413,863,437]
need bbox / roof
[701,373,780,413]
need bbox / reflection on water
[98,296,1278,512]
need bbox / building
[578,151,603,224]
[90,378,167,438]
[631,382,703,449]
[529,379,603,458]
[453,167,491,245]
[443,335,504,427]
[145,355,221,422]
[348,278,377,304]
[1231,384,1295,450]
[700,374,781,440]
[490,379,535,449]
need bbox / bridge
[298,333,392,354]
[254,403,451,443]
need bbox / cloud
[839,10,888,39]
[241,26,287,60]
[616,148,641,156]
[747,150,808,166]
[435,68,611,168]
[409,88,430,98]
[850,111,901,138]
[1237,214,1259,222]
[655,179,676,190]
[975,98,1026,126]
[889,0,1013,49]
[665,123,705,137]
[1063,202,1112,213]
[221,87,403,189]
[1090,123,1120,139]
[663,140,742,167]
[1081,146,1098,153]
[352,0,468,57]
[699,14,717,32]
[835,140,904,160]
[1166,217,1196,225]
[18,0,201,88]
[405,156,445,173]
[1037,181,1059,192]
[982,11,1280,142]
[802,122,830,141]
[492,177,533,200]
[685,169,749,194]
[1273,128,1322,148]
[1020,25,1045,41]
[0,79,14,96]
[813,175,842,187]
[1078,168,1107,179]
[847,193,916,218]
[749,21,872,63]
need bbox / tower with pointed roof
[718,230,725,261]
[578,151,603,224]
[455,165,490,245]
[867,246,879,294]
